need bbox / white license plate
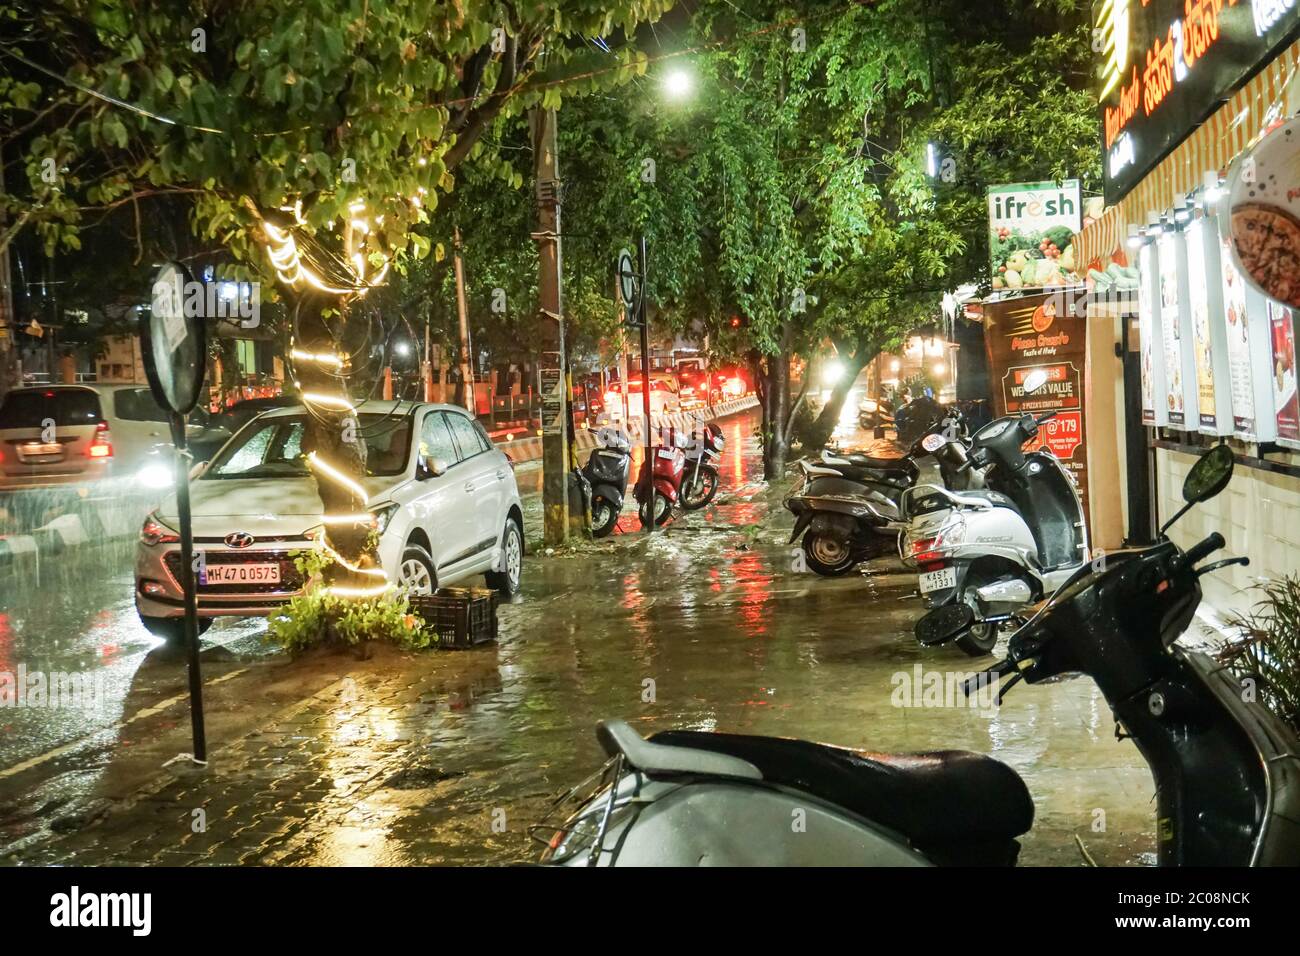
[919,567,956,593]
[202,563,281,585]
[19,442,63,460]
[657,448,675,460]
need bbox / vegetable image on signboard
[1227,116,1300,308]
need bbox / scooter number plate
[657,448,675,460]
[919,567,956,593]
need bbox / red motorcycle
[634,440,686,527]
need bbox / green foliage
[267,547,430,653]
[1220,576,1300,733]
[2,0,671,267]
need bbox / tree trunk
[797,347,872,451]
[755,329,796,481]
[293,294,378,586]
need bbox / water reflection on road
[0,407,1155,867]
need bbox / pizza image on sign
[1226,116,1300,309]
[1232,204,1300,307]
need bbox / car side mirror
[419,455,450,479]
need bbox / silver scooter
[538,447,1300,866]
[899,371,1086,656]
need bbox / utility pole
[0,145,19,398]
[532,107,569,546]
[453,224,475,413]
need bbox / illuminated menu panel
[1138,242,1167,425]
[1221,235,1262,436]
[1269,301,1300,448]
[1159,232,1190,427]
[1095,0,1300,203]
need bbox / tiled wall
[1156,448,1300,619]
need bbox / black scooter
[542,445,1300,866]
[582,428,632,538]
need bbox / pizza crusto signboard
[983,289,1092,524]
[1095,0,1300,204]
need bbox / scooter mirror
[1021,369,1049,395]
[1183,444,1234,505]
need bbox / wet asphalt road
[0,403,1157,866]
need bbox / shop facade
[1075,4,1300,619]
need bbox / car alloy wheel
[398,544,437,595]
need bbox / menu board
[1222,236,1260,438]
[1158,232,1188,427]
[1137,242,1166,426]
[1185,219,1233,436]
[1270,302,1300,449]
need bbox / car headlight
[370,503,400,536]
[140,512,180,546]
[137,461,174,489]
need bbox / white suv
[133,400,524,642]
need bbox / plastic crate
[408,587,499,649]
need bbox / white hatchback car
[134,400,524,641]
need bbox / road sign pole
[170,414,207,763]
[638,236,654,534]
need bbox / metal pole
[639,236,654,533]
[170,414,207,762]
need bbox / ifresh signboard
[988,181,1083,291]
[1094,0,1300,204]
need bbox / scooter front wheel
[802,532,858,577]
[592,495,621,538]
[681,464,720,510]
[955,620,999,657]
[639,494,673,528]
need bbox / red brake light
[88,424,113,459]
[910,536,944,565]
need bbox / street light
[662,67,693,100]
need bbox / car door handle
[464,481,476,493]
[495,470,506,481]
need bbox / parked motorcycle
[680,422,725,511]
[539,446,1300,867]
[900,370,1086,656]
[634,436,686,527]
[786,404,975,577]
[582,428,633,538]
[858,396,895,437]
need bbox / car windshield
[204,413,414,480]
[0,388,103,428]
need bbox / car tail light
[88,421,113,459]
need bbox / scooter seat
[844,453,911,473]
[649,730,1034,852]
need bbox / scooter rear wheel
[955,620,999,657]
[802,532,858,576]
[592,495,621,538]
